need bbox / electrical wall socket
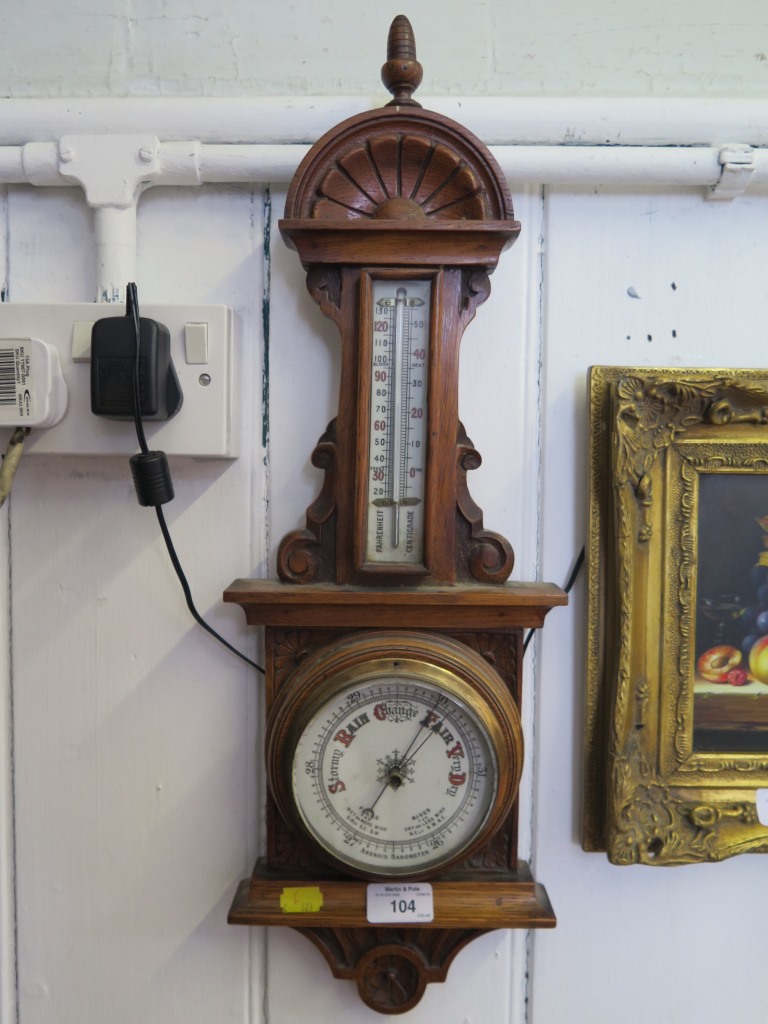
[0,304,235,457]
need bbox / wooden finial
[381,15,423,107]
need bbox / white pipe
[193,142,768,189]
[0,96,765,296]
[7,139,768,293]
[94,207,138,302]
[95,143,766,288]
[4,141,768,191]
[198,145,311,183]
[492,145,730,188]
[0,97,766,147]
[0,148,23,181]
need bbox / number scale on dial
[292,678,498,876]
[366,279,430,565]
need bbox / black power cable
[125,281,579,676]
[126,282,264,675]
[522,545,585,656]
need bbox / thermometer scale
[366,278,431,566]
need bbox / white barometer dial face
[291,671,498,876]
[365,278,431,566]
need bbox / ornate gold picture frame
[584,367,768,864]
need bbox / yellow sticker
[279,886,324,914]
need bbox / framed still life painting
[584,367,768,864]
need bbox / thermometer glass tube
[365,279,430,566]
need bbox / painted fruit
[742,607,758,628]
[749,636,768,684]
[697,645,742,683]
[728,668,749,687]
[742,633,758,654]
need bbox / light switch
[72,320,95,362]
[185,322,209,364]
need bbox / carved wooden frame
[584,366,768,864]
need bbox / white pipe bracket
[56,134,163,208]
[709,144,755,201]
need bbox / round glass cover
[291,667,499,876]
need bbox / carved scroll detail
[299,927,483,1014]
[461,268,491,322]
[459,632,518,685]
[273,630,338,686]
[455,423,514,584]
[464,829,511,872]
[277,420,338,584]
[613,375,768,542]
[271,818,317,871]
[306,266,342,324]
[607,735,767,865]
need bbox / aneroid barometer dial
[267,631,523,878]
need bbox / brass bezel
[266,630,523,880]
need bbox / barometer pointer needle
[363,701,445,816]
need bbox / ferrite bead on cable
[130,450,175,506]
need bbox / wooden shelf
[224,580,567,629]
[228,865,556,930]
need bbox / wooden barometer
[225,15,566,1013]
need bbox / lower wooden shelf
[228,862,555,930]
[228,863,554,1013]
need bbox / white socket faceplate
[0,304,235,457]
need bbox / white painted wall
[2,0,768,98]
[2,3,768,1023]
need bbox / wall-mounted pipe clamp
[709,144,756,201]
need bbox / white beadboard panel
[9,185,267,1024]
[458,185,544,584]
[531,187,768,1023]
[266,186,341,568]
[6,186,95,302]
[137,186,265,305]
[11,464,253,1024]
[458,185,546,900]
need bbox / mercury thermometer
[365,278,431,566]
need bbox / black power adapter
[90,314,182,420]
[93,282,262,674]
